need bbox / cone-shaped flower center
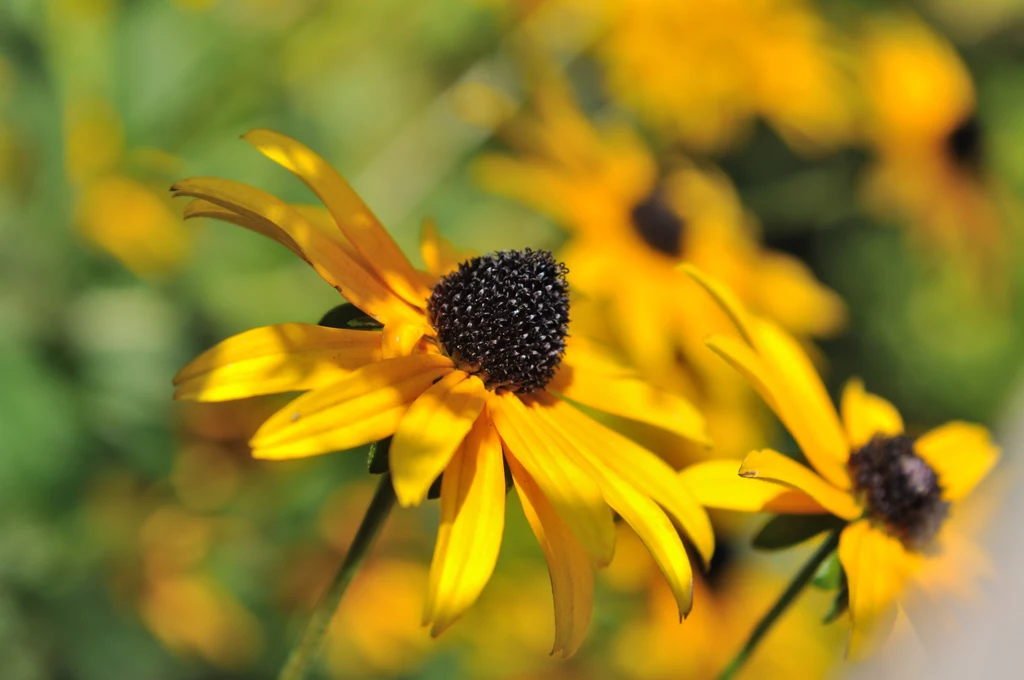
[849,435,949,549]
[631,190,684,257]
[427,249,570,393]
[945,114,983,173]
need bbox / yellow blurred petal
[840,520,909,659]
[551,340,710,446]
[840,378,904,450]
[390,372,487,507]
[739,450,861,520]
[420,218,468,278]
[172,177,422,327]
[679,460,828,514]
[490,392,616,568]
[541,396,715,568]
[751,251,848,338]
[915,422,1000,501]
[250,354,454,459]
[424,415,505,636]
[508,454,594,658]
[680,264,758,346]
[529,400,695,617]
[381,323,426,359]
[174,324,382,401]
[242,129,430,310]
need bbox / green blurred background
[1,0,1022,678]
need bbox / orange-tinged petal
[250,354,453,459]
[841,378,904,449]
[173,324,382,401]
[739,449,861,520]
[183,198,304,259]
[679,460,828,514]
[490,392,616,568]
[381,322,427,359]
[915,422,1000,501]
[390,371,487,507]
[424,415,505,635]
[550,341,710,446]
[508,454,594,658]
[420,218,468,278]
[840,520,909,659]
[540,395,716,567]
[528,401,695,617]
[242,129,431,310]
[171,177,422,327]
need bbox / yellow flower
[171,129,715,655]
[478,76,844,457]
[679,266,1000,657]
[858,13,1005,276]
[583,0,855,154]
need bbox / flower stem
[277,471,397,680]
[716,528,842,680]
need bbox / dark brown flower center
[849,435,949,550]
[630,190,685,257]
[427,249,570,393]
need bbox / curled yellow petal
[183,198,304,259]
[390,371,487,507]
[915,422,1000,501]
[424,415,505,636]
[508,453,594,658]
[242,129,430,310]
[679,460,828,515]
[840,378,904,450]
[739,449,861,520]
[490,392,616,568]
[173,324,382,401]
[250,354,453,460]
[381,322,427,359]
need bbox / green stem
[716,528,842,680]
[277,472,396,680]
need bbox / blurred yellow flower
[858,13,1006,278]
[680,266,1000,658]
[477,76,845,459]
[172,130,715,654]
[578,0,855,154]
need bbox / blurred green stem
[278,471,396,680]
[716,528,842,680]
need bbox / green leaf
[812,553,843,590]
[823,583,849,624]
[367,437,392,475]
[752,514,846,551]
[319,303,383,330]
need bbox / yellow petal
[242,129,430,310]
[508,454,594,658]
[173,324,382,401]
[841,378,904,450]
[172,177,423,327]
[420,217,468,278]
[679,460,828,514]
[540,395,716,568]
[490,392,616,568]
[550,340,710,446]
[381,322,426,359]
[679,264,758,346]
[424,415,505,635]
[183,198,304,259]
[250,354,453,459]
[529,400,695,617]
[915,422,1000,501]
[390,371,487,507]
[840,520,909,659]
[739,450,861,520]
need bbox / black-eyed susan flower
[171,130,714,655]
[543,0,854,154]
[678,266,1000,657]
[477,75,844,458]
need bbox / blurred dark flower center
[427,249,570,393]
[945,114,984,173]
[849,435,949,550]
[630,191,685,257]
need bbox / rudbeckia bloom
[171,130,714,655]
[478,76,844,456]
[679,266,1000,656]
